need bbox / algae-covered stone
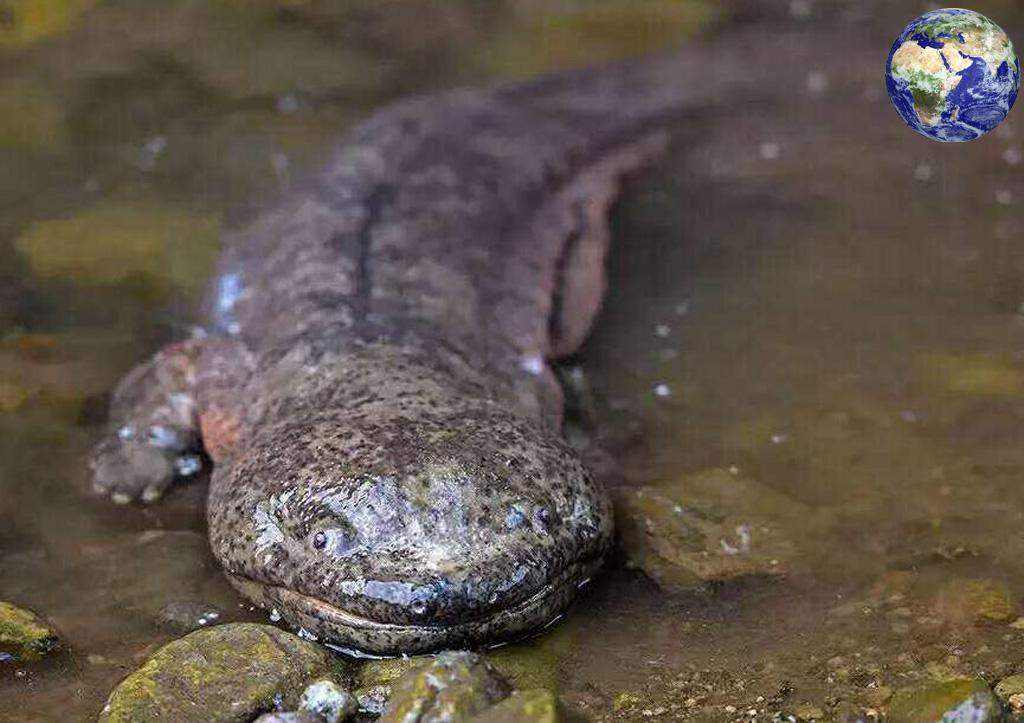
[0,600,62,662]
[887,678,1000,723]
[0,74,68,152]
[358,656,429,689]
[380,651,512,723]
[485,627,572,691]
[97,623,344,723]
[483,0,716,78]
[615,468,802,590]
[15,201,220,296]
[299,679,357,723]
[995,674,1024,720]
[0,0,96,47]
[469,689,559,722]
[917,353,1023,396]
[936,578,1016,626]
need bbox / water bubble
[790,0,812,18]
[914,163,933,182]
[653,383,671,398]
[654,324,671,338]
[521,355,545,376]
[806,71,829,94]
[759,142,781,161]
[996,189,1013,206]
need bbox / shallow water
[3,0,1024,720]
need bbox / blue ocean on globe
[886,8,1020,142]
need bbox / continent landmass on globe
[887,9,1020,142]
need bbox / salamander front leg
[89,340,206,504]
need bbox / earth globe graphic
[886,8,1020,142]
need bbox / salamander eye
[308,526,358,555]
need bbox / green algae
[470,689,559,722]
[0,73,68,152]
[887,678,1000,723]
[14,200,220,297]
[482,0,717,78]
[380,651,511,723]
[0,600,62,662]
[917,353,1023,396]
[0,0,96,48]
[98,623,345,723]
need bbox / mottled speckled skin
[90,47,745,653]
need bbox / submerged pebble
[97,623,344,723]
[995,675,1024,720]
[887,678,1000,723]
[380,651,512,723]
[614,468,800,590]
[155,600,223,634]
[298,679,357,723]
[0,600,62,662]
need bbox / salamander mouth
[224,554,603,655]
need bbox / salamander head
[208,369,612,654]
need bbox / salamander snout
[209,400,612,654]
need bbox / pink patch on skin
[199,407,240,460]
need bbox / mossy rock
[0,600,62,662]
[486,633,567,691]
[470,689,559,722]
[14,201,220,297]
[614,467,802,590]
[917,353,1023,397]
[0,0,96,48]
[936,577,1016,626]
[887,678,1000,723]
[483,0,717,78]
[380,651,512,723]
[357,655,431,689]
[996,674,1024,720]
[0,73,68,153]
[97,623,345,723]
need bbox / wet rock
[97,623,344,723]
[935,578,1016,626]
[0,600,61,662]
[155,600,223,634]
[0,0,96,47]
[354,656,430,717]
[299,679,357,723]
[995,674,1024,720]
[917,353,1022,397]
[615,467,802,590]
[469,689,559,722]
[0,73,68,153]
[380,651,512,723]
[358,656,429,689]
[486,630,570,691]
[354,685,390,717]
[483,0,716,78]
[14,201,220,296]
[887,678,1000,723]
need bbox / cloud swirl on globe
[886,8,1020,142]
